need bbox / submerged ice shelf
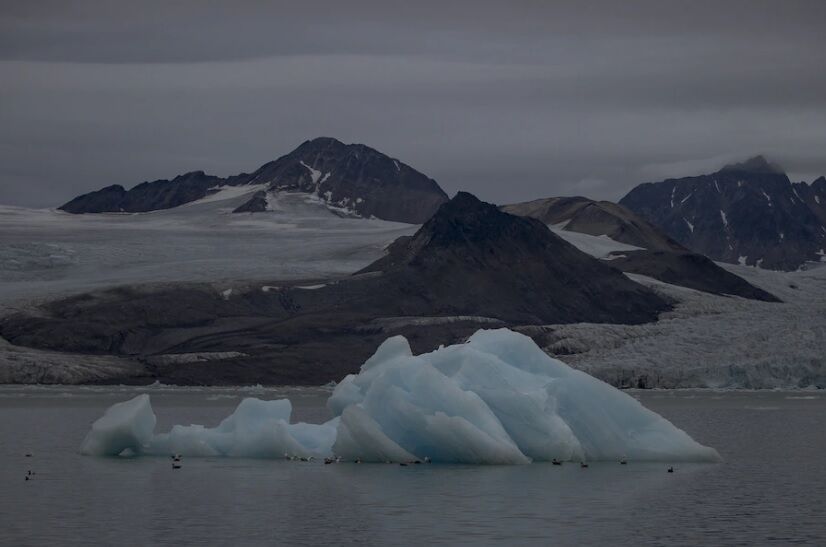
[81,329,721,464]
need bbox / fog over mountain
[2,0,825,207]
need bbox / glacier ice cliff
[81,329,721,463]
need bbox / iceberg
[82,329,721,464]
[82,395,339,459]
[80,394,156,456]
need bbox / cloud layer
[1,0,824,207]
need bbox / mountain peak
[359,191,669,324]
[416,191,532,249]
[721,155,784,175]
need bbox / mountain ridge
[59,137,448,224]
[620,156,826,270]
[502,195,778,301]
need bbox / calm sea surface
[0,386,824,546]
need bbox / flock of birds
[23,451,675,476]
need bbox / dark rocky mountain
[503,195,777,301]
[620,156,826,271]
[501,196,686,252]
[231,137,448,223]
[58,137,449,224]
[60,171,223,213]
[358,192,670,325]
[606,250,779,302]
[2,192,669,385]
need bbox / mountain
[230,137,448,223]
[59,171,223,214]
[58,137,449,224]
[1,192,670,384]
[501,196,685,252]
[619,156,826,270]
[606,250,779,301]
[502,196,777,301]
[357,192,670,324]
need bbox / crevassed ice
[81,329,722,464]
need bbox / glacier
[81,329,721,464]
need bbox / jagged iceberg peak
[329,329,721,463]
[81,329,721,464]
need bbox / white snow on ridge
[186,184,268,206]
[300,161,323,185]
[684,217,694,233]
[761,190,773,207]
[720,210,729,228]
[548,226,642,259]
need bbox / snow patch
[300,161,322,185]
[684,217,694,233]
[720,210,729,228]
[549,226,642,259]
[186,184,268,207]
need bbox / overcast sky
[1,0,825,208]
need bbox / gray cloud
[1,0,825,207]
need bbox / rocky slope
[60,171,224,214]
[620,156,826,270]
[504,196,777,301]
[502,196,685,252]
[59,137,448,224]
